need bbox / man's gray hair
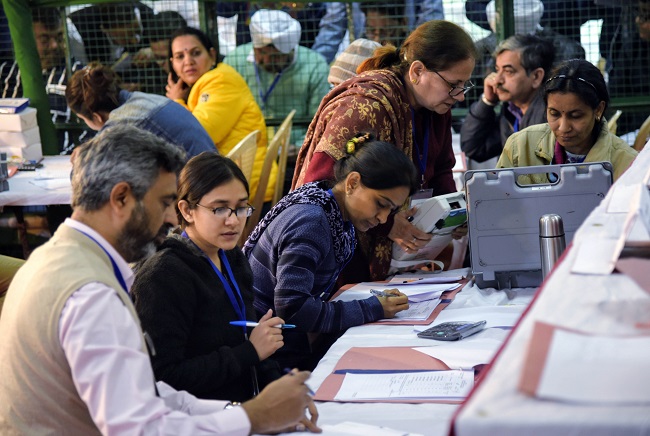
[71,124,186,210]
[494,33,555,76]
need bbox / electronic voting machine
[391,192,467,266]
[464,162,613,288]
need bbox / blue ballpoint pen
[229,321,296,329]
[370,289,397,298]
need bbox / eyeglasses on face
[431,70,475,97]
[196,203,254,218]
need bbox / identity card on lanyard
[411,108,433,204]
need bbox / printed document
[334,370,474,401]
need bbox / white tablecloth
[0,156,72,207]
[271,273,535,436]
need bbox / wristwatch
[223,401,241,410]
[481,93,498,107]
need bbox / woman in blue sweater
[244,134,419,370]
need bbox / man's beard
[116,201,158,263]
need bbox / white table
[453,144,650,435]
[275,276,535,436]
[0,156,72,207]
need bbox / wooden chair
[226,130,259,183]
[240,110,296,244]
[607,110,622,134]
[633,114,650,152]
[271,110,296,206]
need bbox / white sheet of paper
[412,338,502,369]
[381,299,441,321]
[336,282,457,303]
[537,328,650,404]
[571,238,622,275]
[388,274,464,285]
[294,422,424,436]
[334,370,474,401]
[29,178,71,190]
[420,305,524,329]
[607,184,638,213]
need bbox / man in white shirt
[0,125,320,435]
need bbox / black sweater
[131,234,280,402]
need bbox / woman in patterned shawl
[292,20,477,283]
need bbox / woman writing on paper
[292,20,477,283]
[132,152,284,402]
[497,59,637,182]
[244,134,418,370]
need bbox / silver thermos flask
[539,214,566,279]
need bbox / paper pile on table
[0,107,42,161]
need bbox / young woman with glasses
[497,59,637,183]
[292,20,477,284]
[131,152,284,403]
[244,134,419,370]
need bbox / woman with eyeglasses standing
[292,20,477,284]
[131,152,285,403]
[245,134,419,370]
[497,59,637,183]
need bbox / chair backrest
[608,110,622,134]
[272,110,296,205]
[633,114,650,152]
[226,130,259,183]
[240,110,296,244]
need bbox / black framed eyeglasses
[196,203,255,218]
[431,70,475,97]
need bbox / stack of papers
[335,281,460,304]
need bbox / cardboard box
[0,142,43,162]
[0,107,38,132]
[0,126,41,148]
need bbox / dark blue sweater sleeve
[249,205,384,333]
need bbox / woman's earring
[411,78,418,85]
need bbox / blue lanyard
[513,118,520,133]
[254,64,283,109]
[411,108,430,189]
[74,229,128,295]
[181,232,247,329]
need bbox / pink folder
[314,346,485,404]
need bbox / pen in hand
[284,368,315,396]
[370,289,398,298]
[229,321,296,329]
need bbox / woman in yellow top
[166,27,277,203]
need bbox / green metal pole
[495,0,515,41]
[2,0,58,155]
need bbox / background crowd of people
[0,1,647,433]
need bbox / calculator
[17,162,43,171]
[417,320,486,341]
